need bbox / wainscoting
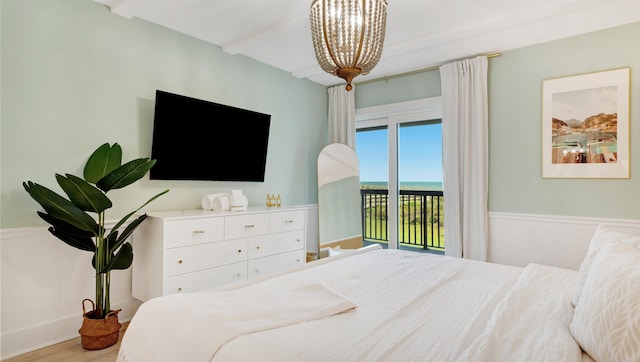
[488,212,640,270]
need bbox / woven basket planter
[78,299,122,350]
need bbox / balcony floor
[363,240,445,255]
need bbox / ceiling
[93,0,640,88]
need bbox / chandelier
[310,0,387,91]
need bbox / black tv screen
[150,90,271,182]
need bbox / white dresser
[132,206,307,301]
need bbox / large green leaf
[96,158,156,192]
[56,174,112,213]
[23,181,99,234]
[38,212,96,252]
[84,143,122,184]
[38,211,96,239]
[91,243,133,274]
[48,227,95,252]
[107,242,133,271]
[108,214,147,254]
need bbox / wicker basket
[78,299,122,350]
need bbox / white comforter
[119,247,581,361]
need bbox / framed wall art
[542,67,630,178]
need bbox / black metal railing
[361,189,444,250]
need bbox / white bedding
[118,283,357,361]
[119,247,582,361]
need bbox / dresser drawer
[247,230,304,259]
[248,249,305,278]
[165,217,225,248]
[164,262,247,295]
[225,213,268,239]
[268,210,305,233]
[164,239,246,277]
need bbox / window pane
[398,121,444,252]
[356,127,389,248]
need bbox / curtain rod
[354,52,501,86]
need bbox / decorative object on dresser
[132,206,307,301]
[22,143,169,350]
[201,190,249,212]
[265,193,282,207]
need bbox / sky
[552,85,618,122]
[356,122,443,183]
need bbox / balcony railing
[361,189,444,250]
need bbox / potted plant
[23,143,169,350]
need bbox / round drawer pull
[178,259,183,264]
[237,249,242,253]
[255,245,261,250]
[177,287,182,292]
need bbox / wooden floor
[4,323,128,362]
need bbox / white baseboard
[488,211,640,270]
[1,298,141,360]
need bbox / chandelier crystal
[310,0,387,91]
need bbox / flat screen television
[150,90,271,182]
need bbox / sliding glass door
[356,98,443,251]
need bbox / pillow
[570,241,640,361]
[572,225,640,306]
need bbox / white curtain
[439,55,489,261]
[327,85,356,148]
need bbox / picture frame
[542,68,630,178]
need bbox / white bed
[118,226,640,361]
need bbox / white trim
[489,211,640,228]
[355,97,442,122]
[0,219,125,239]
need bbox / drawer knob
[177,287,182,292]
[193,230,205,234]
[237,249,242,253]
[178,259,183,264]
[245,224,255,229]
[255,245,261,250]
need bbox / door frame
[355,97,442,248]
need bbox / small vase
[78,299,122,350]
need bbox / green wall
[0,0,328,228]
[356,22,640,220]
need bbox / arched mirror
[317,143,363,258]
